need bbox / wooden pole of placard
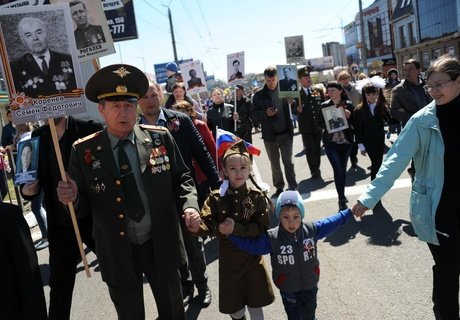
[49,118,91,277]
[233,86,237,132]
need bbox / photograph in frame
[0,0,49,8]
[14,136,39,185]
[322,106,349,133]
[277,64,299,99]
[50,0,115,62]
[227,51,245,85]
[0,4,87,125]
[180,60,207,95]
[285,35,305,64]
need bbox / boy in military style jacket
[230,191,352,320]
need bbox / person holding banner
[56,64,201,320]
[10,17,77,98]
[230,84,254,144]
[21,115,102,320]
[207,87,237,139]
[252,67,298,198]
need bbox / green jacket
[69,124,198,286]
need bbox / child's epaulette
[248,186,265,195]
[139,124,168,132]
[73,131,101,145]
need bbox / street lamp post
[359,0,368,74]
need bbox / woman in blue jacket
[353,55,460,320]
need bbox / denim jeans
[324,143,352,200]
[280,286,318,320]
[31,190,47,238]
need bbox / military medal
[92,160,101,170]
[165,163,170,170]
[154,139,161,146]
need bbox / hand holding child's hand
[218,218,235,235]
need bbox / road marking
[253,160,412,202]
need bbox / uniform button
[234,200,238,203]
[116,197,122,203]
[115,179,121,186]
[119,231,125,236]
[235,191,238,194]
[118,213,124,219]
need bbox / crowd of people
[1,54,459,320]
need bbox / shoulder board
[73,131,101,145]
[248,186,264,195]
[210,189,221,196]
[139,124,168,132]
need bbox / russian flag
[216,128,261,157]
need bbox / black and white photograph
[50,0,115,61]
[0,4,87,124]
[180,59,207,94]
[227,51,245,84]
[14,137,39,185]
[277,64,299,98]
[284,35,305,64]
[322,106,349,133]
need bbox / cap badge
[116,85,128,93]
[113,67,131,78]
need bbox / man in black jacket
[252,66,297,197]
[138,81,219,307]
[295,67,324,179]
[0,202,47,320]
[21,116,102,320]
[230,84,253,143]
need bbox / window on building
[432,48,441,60]
[399,26,406,48]
[422,51,430,70]
[446,45,456,56]
[408,22,415,46]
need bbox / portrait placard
[102,0,138,42]
[285,35,305,64]
[227,51,245,85]
[277,64,299,99]
[0,0,49,8]
[0,4,87,125]
[322,106,349,133]
[180,60,207,95]
[14,136,39,185]
[50,0,115,62]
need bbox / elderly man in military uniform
[56,64,201,320]
[295,66,324,179]
[70,0,106,49]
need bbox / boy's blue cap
[165,62,178,73]
[275,190,305,219]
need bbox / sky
[100,0,375,82]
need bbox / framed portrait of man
[14,137,39,185]
[277,64,299,98]
[227,51,245,85]
[285,35,305,64]
[322,106,349,133]
[0,4,87,124]
[180,60,207,94]
[50,0,115,61]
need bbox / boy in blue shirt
[227,190,353,320]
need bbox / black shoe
[338,199,348,211]
[197,287,212,307]
[271,189,283,198]
[182,284,194,307]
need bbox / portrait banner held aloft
[227,51,246,130]
[284,35,305,64]
[277,64,300,99]
[14,137,39,186]
[50,0,115,62]
[0,4,91,276]
[180,59,208,95]
[101,0,138,42]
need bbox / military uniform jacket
[11,51,77,98]
[69,125,198,286]
[296,88,324,134]
[74,24,106,49]
[197,183,274,313]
